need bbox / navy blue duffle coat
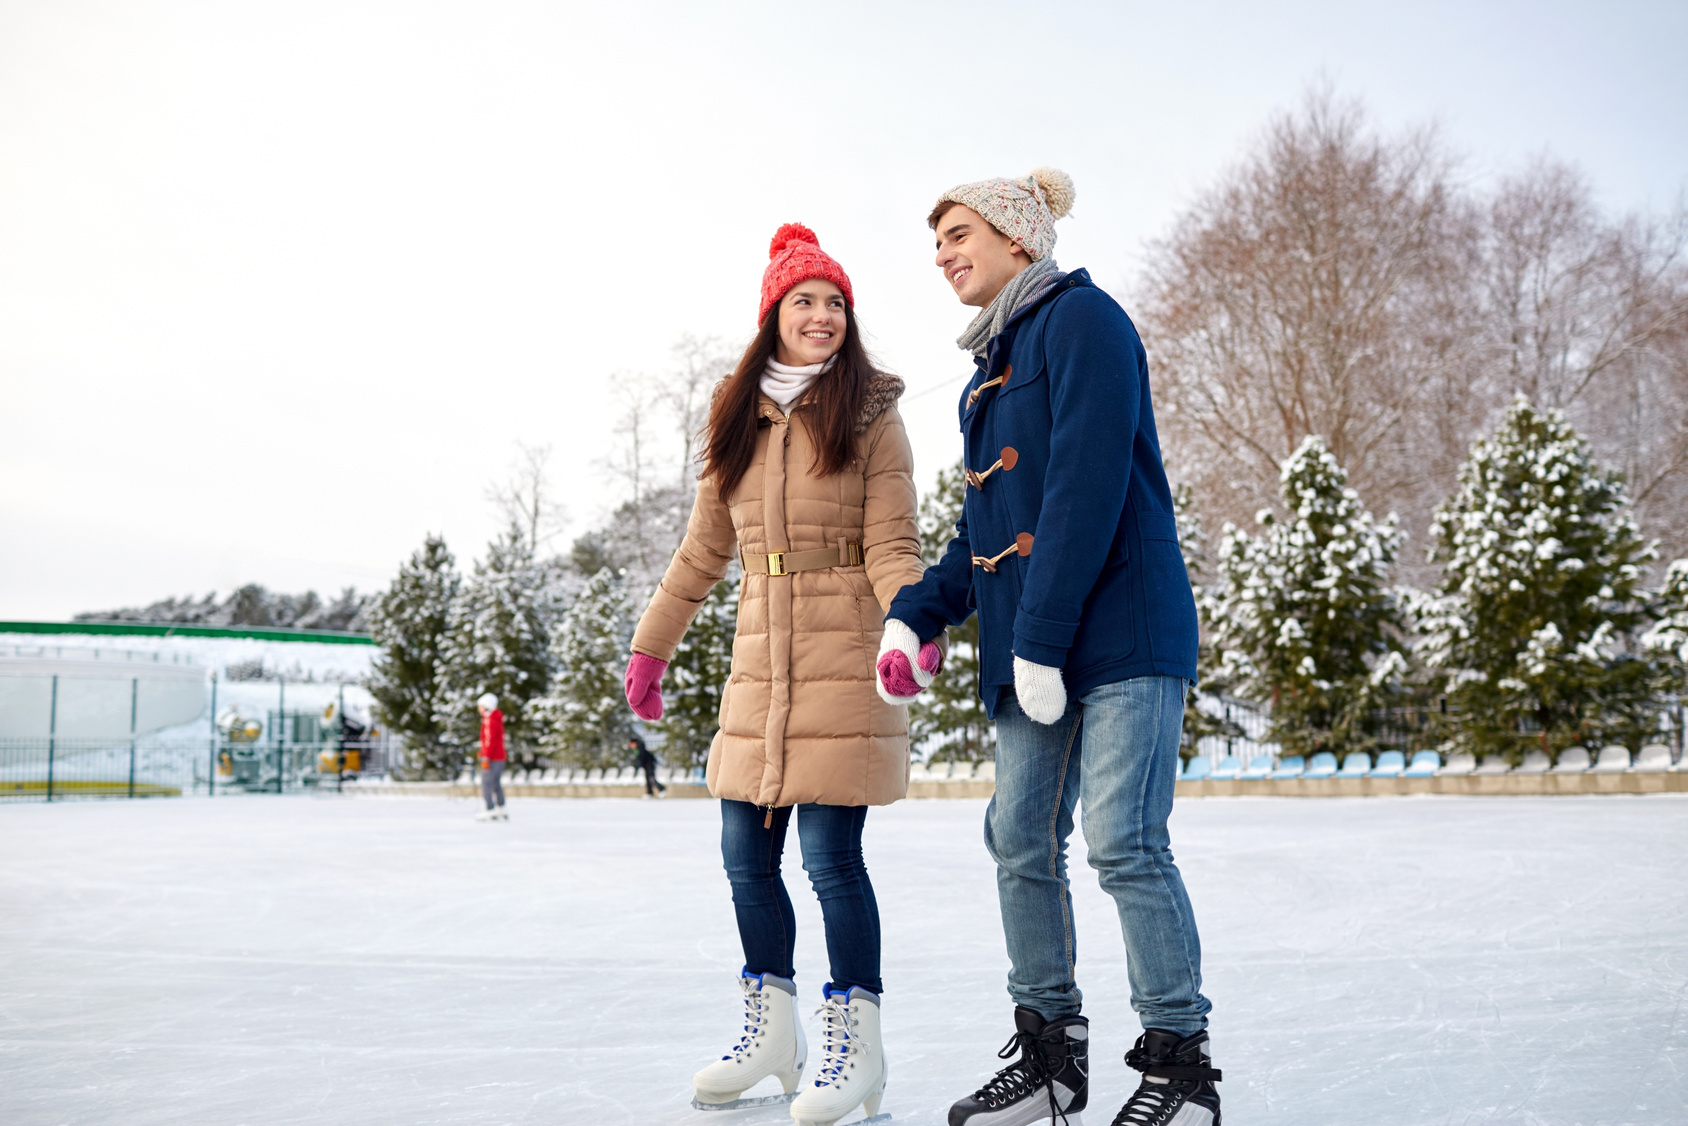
[888,269,1199,718]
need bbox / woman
[623,224,942,1125]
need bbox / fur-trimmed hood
[717,371,907,431]
[857,373,905,431]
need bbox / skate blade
[691,1092,799,1111]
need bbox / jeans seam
[1050,708,1082,986]
[1136,678,1202,1027]
[771,808,791,978]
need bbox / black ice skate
[1110,1029,1221,1126]
[948,1006,1088,1126]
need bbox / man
[627,733,666,798]
[476,693,507,822]
[878,168,1221,1125]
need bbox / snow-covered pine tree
[909,460,992,761]
[1205,435,1408,758]
[366,535,460,778]
[657,568,739,773]
[538,567,636,768]
[1418,395,1657,761]
[1172,482,1241,758]
[437,523,554,772]
[1642,559,1688,690]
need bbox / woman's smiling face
[774,280,848,366]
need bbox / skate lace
[972,1029,1075,1125]
[1112,1035,1221,1126]
[808,995,867,1088]
[721,977,768,1061]
[1111,1080,1176,1126]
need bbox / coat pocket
[1135,509,1197,667]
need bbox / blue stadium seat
[1270,755,1306,779]
[1305,752,1339,778]
[1371,750,1406,777]
[1239,754,1273,779]
[1210,755,1243,780]
[1403,751,1441,777]
[1180,757,1212,781]
[1338,752,1372,777]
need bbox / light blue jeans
[986,675,1211,1034]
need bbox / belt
[741,540,865,576]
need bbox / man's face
[933,204,1031,308]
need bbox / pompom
[1030,167,1075,220]
[769,222,819,260]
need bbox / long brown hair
[701,298,876,501]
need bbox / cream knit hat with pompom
[934,167,1074,261]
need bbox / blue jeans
[720,799,882,995]
[986,675,1211,1034]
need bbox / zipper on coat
[764,805,775,829]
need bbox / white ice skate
[474,808,495,822]
[790,986,886,1126]
[692,971,807,1111]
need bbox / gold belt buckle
[766,551,786,577]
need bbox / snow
[2,795,1685,1125]
[0,631,378,685]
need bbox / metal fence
[1187,693,1685,768]
[0,735,402,803]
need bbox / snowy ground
[2,795,1685,1126]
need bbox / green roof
[0,620,377,646]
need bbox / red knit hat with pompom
[758,223,854,326]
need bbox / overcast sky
[2,0,1684,621]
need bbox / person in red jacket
[476,693,507,822]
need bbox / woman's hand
[876,620,943,704]
[624,653,668,721]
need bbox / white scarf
[762,356,835,413]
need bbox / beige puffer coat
[631,374,927,809]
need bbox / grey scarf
[956,257,1063,357]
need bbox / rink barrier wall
[342,772,1687,800]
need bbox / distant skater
[628,734,666,798]
[476,693,507,822]
[623,223,941,1124]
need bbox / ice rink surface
[3,793,1685,1126]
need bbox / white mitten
[876,619,937,705]
[1013,656,1067,724]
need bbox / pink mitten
[877,648,922,698]
[876,620,942,704]
[624,653,668,721]
[918,640,944,677]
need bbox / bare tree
[1138,86,1688,576]
[485,441,568,556]
[1479,163,1688,559]
[662,334,738,494]
[605,377,658,576]
[1137,87,1481,570]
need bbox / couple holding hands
[622,167,1219,1126]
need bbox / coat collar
[755,372,905,431]
[959,268,1094,425]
